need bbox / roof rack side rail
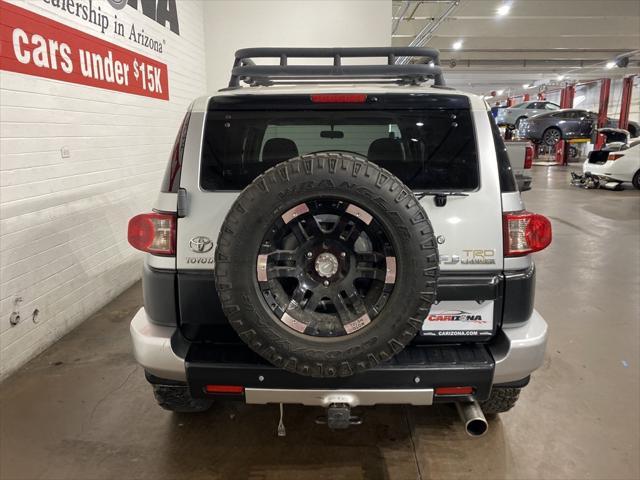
[228,47,445,88]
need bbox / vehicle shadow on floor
[158,401,509,480]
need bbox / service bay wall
[202,0,392,92]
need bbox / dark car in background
[517,109,639,146]
[517,109,596,145]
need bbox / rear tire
[480,387,521,415]
[632,170,640,190]
[569,146,578,159]
[542,127,562,146]
[152,384,213,413]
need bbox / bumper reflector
[204,385,245,394]
[435,386,474,396]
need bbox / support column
[560,84,575,108]
[566,84,575,108]
[597,78,611,128]
[618,75,636,130]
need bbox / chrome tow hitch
[316,403,363,429]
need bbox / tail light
[524,144,534,169]
[608,153,624,161]
[128,213,176,255]
[503,211,552,257]
[310,94,367,103]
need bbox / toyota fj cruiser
[128,48,551,437]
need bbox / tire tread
[152,385,213,413]
[480,387,521,415]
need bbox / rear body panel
[137,85,542,394]
[170,88,508,344]
[176,90,504,273]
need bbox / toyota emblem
[189,236,213,253]
[106,0,128,10]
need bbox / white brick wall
[0,0,207,379]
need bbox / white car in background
[583,139,640,189]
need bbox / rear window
[200,107,478,191]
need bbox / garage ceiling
[392,0,640,95]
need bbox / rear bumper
[184,340,495,401]
[245,388,434,406]
[130,308,185,381]
[583,161,632,183]
[130,307,548,399]
[490,309,547,384]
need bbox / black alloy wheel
[257,199,396,337]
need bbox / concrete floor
[1,166,639,480]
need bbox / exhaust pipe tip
[455,400,489,437]
[463,417,488,437]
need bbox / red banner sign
[0,0,169,100]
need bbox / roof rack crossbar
[228,47,445,88]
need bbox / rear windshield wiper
[415,191,469,207]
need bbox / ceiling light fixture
[452,40,463,50]
[496,89,504,96]
[606,61,616,69]
[557,75,565,81]
[522,84,531,89]
[497,4,511,16]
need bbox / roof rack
[227,47,445,88]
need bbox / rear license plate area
[420,300,495,340]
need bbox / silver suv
[127,48,551,436]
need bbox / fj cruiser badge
[440,249,496,265]
[189,236,213,253]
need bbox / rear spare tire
[215,153,439,377]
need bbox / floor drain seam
[404,406,423,480]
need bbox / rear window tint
[161,111,191,193]
[200,108,479,191]
[487,112,517,192]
